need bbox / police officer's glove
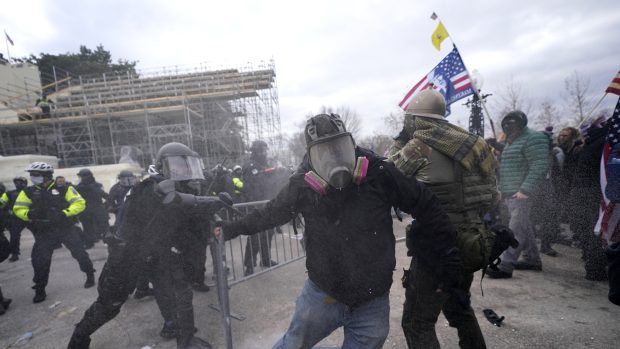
[27,208,44,221]
[50,208,67,223]
[488,225,519,267]
[394,127,411,144]
[214,220,244,241]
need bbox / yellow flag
[431,22,449,51]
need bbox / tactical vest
[25,184,76,227]
[420,150,495,223]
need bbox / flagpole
[431,13,497,137]
[577,93,608,128]
[4,30,10,62]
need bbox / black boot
[160,321,177,339]
[9,254,19,262]
[84,272,96,289]
[134,287,155,299]
[67,333,91,349]
[33,288,46,303]
[191,282,210,293]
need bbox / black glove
[50,208,67,223]
[27,208,44,220]
[394,127,411,144]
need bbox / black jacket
[227,147,456,306]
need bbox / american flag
[4,31,13,46]
[398,47,474,115]
[595,97,620,243]
[607,70,620,96]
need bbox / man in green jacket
[487,111,550,279]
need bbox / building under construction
[0,60,281,169]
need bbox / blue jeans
[273,279,390,349]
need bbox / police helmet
[26,162,54,173]
[155,142,205,181]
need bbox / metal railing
[208,199,306,349]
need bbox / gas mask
[308,134,357,190]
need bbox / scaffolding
[0,61,281,169]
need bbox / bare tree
[492,76,533,127]
[564,70,592,126]
[530,99,562,130]
[357,134,394,157]
[318,105,362,136]
[382,112,405,137]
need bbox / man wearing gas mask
[68,142,214,349]
[215,113,459,349]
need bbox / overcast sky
[2,0,619,137]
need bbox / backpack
[456,223,518,273]
[406,222,518,274]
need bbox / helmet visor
[161,156,205,181]
[308,134,356,189]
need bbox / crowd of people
[1,89,619,348]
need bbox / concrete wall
[0,61,41,124]
[0,155,143,192]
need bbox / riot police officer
[68,142,213,349]
[242,140,279,275]
[13,162,96,303]
[75,168,109,249]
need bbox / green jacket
[498,127,550,195]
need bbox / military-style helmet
[405,89,446,120]
[155,142,205,181]
[232,165,242,173]
[77,168,93,177]
[250,140,268,152]
[25,162,54,173]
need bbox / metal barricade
[209,199,306,349]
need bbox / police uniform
[13,182,95,295]
[0,189,28,259]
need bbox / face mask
[308,135,356,190]
[305,157,369,195]
[30,175,44,185]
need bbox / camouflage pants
[402,256,486,349]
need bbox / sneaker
[8,254,19,262]
[486,268,512,279]
[134,288,155,299]
[514,261,543,271]
[33,289,47,303]
[191,282,210,293]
